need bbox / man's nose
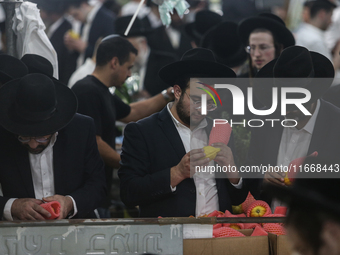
[27,139,39,149]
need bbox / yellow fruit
[202,146,221,160]
[232,204,243,214]
[250,206,267,217]
[284,172,292,186]
[68,29,79,39]
[230,225,241,230]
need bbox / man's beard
[176,96,190,126]
[22,143,49,154]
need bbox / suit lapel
[158,107,186,159]
[265,120,284,165]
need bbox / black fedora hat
[21,54,54,78]
[115,15,152,37]
[0,54,28,84]
[185,10,223,45]
[265,156,340,217]
[254,46,334,109]
[159,48,236,86]
[304,0,337,8]
[238,13,295,48]
[0,73,78,136]
[201,21,247,68]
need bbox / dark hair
[247,28,283,77]
[309,2,335,18]
[96,36,138,67]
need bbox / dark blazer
[146,26,192,60]
[119,107,254,217]
[143,50,177,96]
[0,114,106,219]
[49,18,78,84]
[83,6,115,62]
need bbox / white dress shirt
[273,100,320,210]
[167,103,242,216]
[3,133,78,221]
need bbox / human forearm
[96,136,121,168]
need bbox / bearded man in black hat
[247,46,340,207]
[0,74,106,220]
[118,48,257,217]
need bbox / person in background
[33,0,78,84]
[64,0,115,68]
[238,13,295,78]
[72,36,174,217]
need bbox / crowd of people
[0,0,340,254]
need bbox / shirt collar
[167,102,207,131]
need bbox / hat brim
[238,17,295,48]
[0,78,77,136]
[254,51,334,108]
[159,60,236,86]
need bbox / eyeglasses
[18,135,52,143]
[185,92,217,111]
[245,45,274,54]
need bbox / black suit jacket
[0,114,106,219]
[83,6,115,62]
[119,107,253,217]
[49,18,78,84]
[143,50,177,96]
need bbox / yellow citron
[250,206,266,217]
[230,225,241,230]
[284,172,292,186]
[232,204,243,214]
[202,146,221,161]
[68,29,79,39]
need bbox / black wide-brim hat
[159,48,236,86]
[238,13,295,48]
[254,46,334,109]
[115,15,153,37]
[201,21,248,68]
[185,10,223,45]
[21,54,54,78]
[0,73,77,136]
[265,157,340,217]
[0,54,28,84]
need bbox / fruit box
[183,229,269,255]
[268,233,293,255]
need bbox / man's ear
[319,220,340,255]
[110,57,119,70]
[173,85,182,100]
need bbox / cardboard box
[268,233,293,255]
[183,229,269,255]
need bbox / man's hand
[11,198,50,220]
[263,167,286,186]
[64,33,87,53]
[171,148,210,187]
[212,143,240,184]
[43,195,74,219]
